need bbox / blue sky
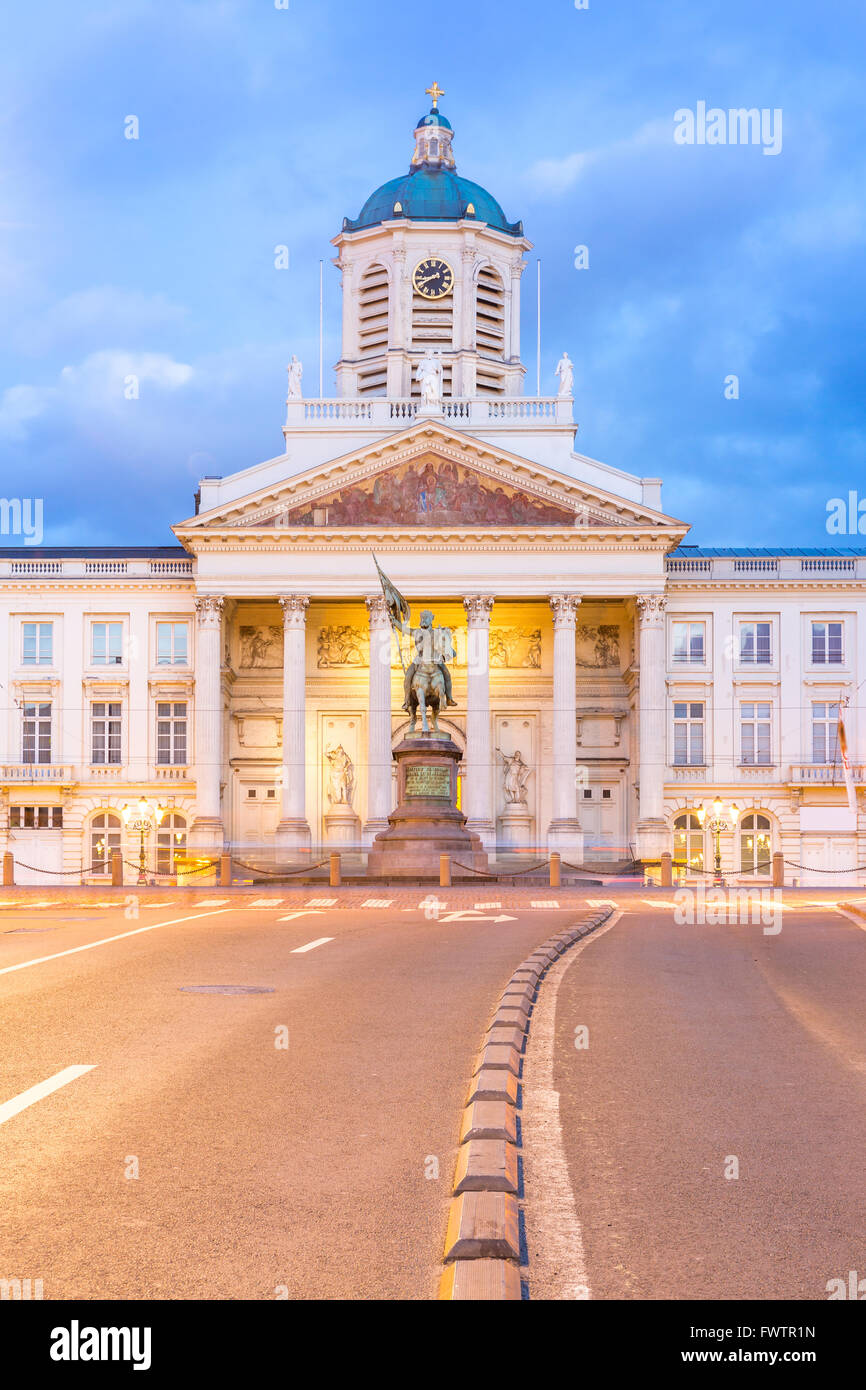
[1,0,864,547]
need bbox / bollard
[549,852,561,888]
[440,854,451,888]
[2,851,13,887]
[772,851,784,889]
[660,852,673,888]
[330,852,341,888]
[111,848,123,887]
[219,853,231,888]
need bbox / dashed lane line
[0,1066,96,1127]
[0,909,232,978]
[290,937,334,954]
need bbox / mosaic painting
[281,457,580,527]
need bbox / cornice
[666,580,866,593]
[175,528,680,553]
[0,582,195,594]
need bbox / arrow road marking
[291,937,335,954]
[439,911,517,923]
[0,1066,96,1128]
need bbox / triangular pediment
[176,420,686,537]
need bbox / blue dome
[343,167,523,237]
[417,109,453,130]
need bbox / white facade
[1,96,863,886]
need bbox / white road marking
[0,909,232,978]
[520,910,622,1299]
[362,898,393,908]
[278,909,326,922]
[306,897,337,907]
[587,898,618,908]
[198,898,230,906]
[290,936,334,954]
[474,901,502,910]
[0,1065,96,1127]
[531,900,559,909]
[251,898,283,908]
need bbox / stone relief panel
[489,627,542,670]
[239,625,283,669]
[317,625,369,668]
[576,623,621,670]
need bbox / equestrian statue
[373,556,457,735]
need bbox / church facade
[2,92,864,886]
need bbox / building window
[811,702,840,764]
[740,813,771,875]
[156,702,187,765]
[9,805,62,828]
[156,812,187,875]
[739,621,771,664]
[672,622,705,664]
[673,812,704,873]
[740,702,772,765]
[157,622,188,666]
[673,702,705,765]
[91,812,121,874]
[91,702,122,765]
[22,622,53,666]
[92,621,123,665]
[811,621,843,665]
[22,702,51,764]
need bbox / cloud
[0,350,193,441]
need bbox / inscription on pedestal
[405,764,451,799]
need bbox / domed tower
[332,85,531,401]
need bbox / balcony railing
[1,558,193,579]
[285,395,574,430]
[790,763,866,784]
[667,555,866,580]
[1,763,74,782]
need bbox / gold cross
[425,81,445,110]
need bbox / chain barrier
[123,858,217,879]
[8,861,85,876]
[230,857,330,877]
[783,858,864,874]
[450,857,552,878]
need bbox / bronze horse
[407,660,447,735]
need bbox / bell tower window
[356,262,390,397]
[475,265,506,396]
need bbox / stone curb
[440,907,614,1300]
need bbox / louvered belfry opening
[475,264,506,396]
[410,280,454,397]
[356,262,389,396]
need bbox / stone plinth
[497,803,535,850]
[324,802,362,847]
[367,734,488,879]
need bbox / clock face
[413,256,455,299]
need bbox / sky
[1,0,864,548]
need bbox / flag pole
[318,259,324,398]
[536,259,541,396]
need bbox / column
[189,595,225,851]
[547,594,583,860]
[463,596,495,847]
[364,594,393,840]
[635,593,668,860]
[275,594,311,853]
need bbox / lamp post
[696,798,739,886]
[121,796,166,885]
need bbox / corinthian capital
[365,594,391,630]
[463,595,495,625]
[279,594,310,629]
[549,594,581,628]
[194,595,225,628]
[636,594,667,628]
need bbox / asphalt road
[0,895,567,1301]
[543,899,866,1300]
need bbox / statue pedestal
[324,803,361,847]
[497,803,535,850]
[367,734,488,879]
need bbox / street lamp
[696,798,739,886]
[121,796,167,885]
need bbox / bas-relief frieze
[576,623,621,670]
[317,625,368,668]
[239,625,283,668]
[489,628,542,669]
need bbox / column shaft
[547,594,583,859]
[365,595,393,837]
[635,593,668,858]
[463,596,495,846]
[276,595,311,851]
[190,595,224,850]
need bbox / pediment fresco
[265,455,583,528]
